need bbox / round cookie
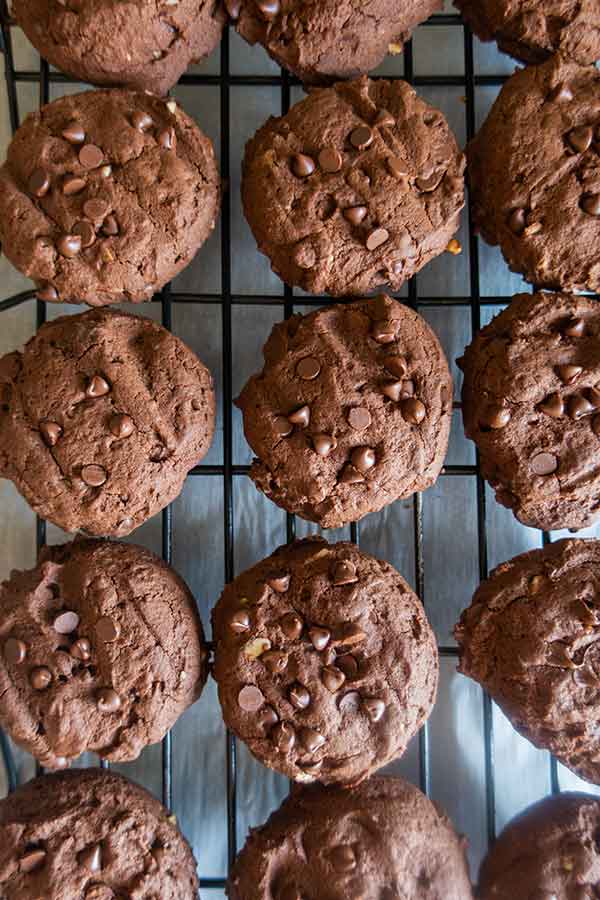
[13,0,225,96]
[242,76,465,297]
[0,308,215,536]
[0,769,199,899]
[212,537,438,786]
[467,55,600,294]
[0,89,220,306]
[455,0,600,65]
[478,792,600,900]
[0,539,208,769]
[229,0,442,84]
[459,291,600,532]
[455,538,600,785]
[227,776,473,900]
[236,294,453,529]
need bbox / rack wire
[0,6,557,890]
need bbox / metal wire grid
[0,7,561,890]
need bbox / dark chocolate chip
[332,560,358,586]
[291,154,316,178]
[229,609,251,634]
[401,397,426,425]
[70,638,91,661]
[298,727,325,753]
[62,122,85,144]
[507,208,527,235]
[539,393,564,418]
[57,234,82,258]
[28,168,50,197]
[296,357,320,380]
[288,405,310,427]
[4,637,27,665]
[86,374,110,397]
[30,666,52,690]
[280,612,303,639]
[78,844,102,872]
[272,721,295,752]
[567,125,593,154]
[81,465,108,487]
[132,111,153,132]
[308,626,330,651]
[318,148,342,173]
[109,413,134,438]
[350,446,376,473]
[581,194,600,216]
[36,284,58,301]
[268,573,291,593]
[556,364,583,384]
[79,144,104,168]
[97,687,121,713]
[73,221,96,248]
[362,697,385,722]
[96,616,120,643]
[321,665,346,692]
[350,126,373,150]
[479,404,510,429]
[289,683,310,709]
[62,174,86,195]
[40,420,62,446]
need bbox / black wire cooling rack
[0,5,566,891]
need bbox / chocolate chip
[53,610,80,635]
[288,405,310,427]
[225,0,241,18]
[258,705,278,731]
[291,153,315,178]
[83,198,110,220]
[296,356,320,380]
[229,609,251,634]
[272,721,295,752]
[132,111,153,132]
[337,654,359,679]
[539,392,564,418]
[568,394,595,420]
[332,560,358,586]
[257,0,279,18]
[81,463,107,487]
[86,374,110,397]
[40,420,62,446]
[328,845,356,872]
[339,464,364,484]
[564,317,585,338]
[20,849,46,873]
[71,638,91,661]
[36,284,58,301]
[238,684,265,712]
[299,727,325,753]
[416,170,444,192]
[97,687,121,713]
[267,573,290,593]
[289,683,310,709]
[63,174,86,195]
[4,637,27,665]
[262,650,287,673]
[339,689,361,712]
[371,320,396,344]
[343,205,368,226]
[158,127,176,150]
[387,157,407,180]
[62,122,85,144]
[78,844,103,872]
[375,109,395,127]
[273,415,293,438]
[508,208,527,235]
[30,666,52,690]
[308,626,330,651]
[28,168,50,197]
[96,616,119,643]
[312,433,336,456]
[350,446,376,473]
[280,612,303,639]
[567,125,593,154]
[322,665,346,692]
[530,452,558,476]
[548,83,573,103]
[109,413,134,438]
[588,388,600,408]
[366,228,389,250]
[479,404,510,429]
[581,194,600,216]
[592,415,600,437]
[79,144,104,168]
[73,221,96,248]
[350,125,373,150]
[384,355,408,378]
[363,697,385,722]
[57,234,82,258]
[401,397,426,425]
[381,380,402,402]
[556,364,583,384]
[102,215,119,236]
[348,407,371,430]
[318,148,342,173]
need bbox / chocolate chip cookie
[479,792,600,900]
[455,538,600,785]
[0,308,215,536]
[242,76,465,297]
[0,89,220,306]
[229,0,442,84]
[13,0,225,96]
[459,291,600,532]
[0,768,199,899]
[236,294,453,529]
[467,55,600,294]
[227,776,473,899]
[0,539,207,770]
[212,537,438,786]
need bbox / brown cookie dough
[229,0,442,84]
[0,539,207,770]
[455,538,600,785]
[212,537,438,786]
[227,776,473,900]
[13,0,225,96]
[455,0,600,65]
[0,89,220,306]
[236,294,453,529]
[242,76,465,297]
[478,792,600,900]
[0,769,199,899]
[467,56,600,294]
[0,308,215,536]
[459,291,600,532]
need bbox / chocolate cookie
[0,308,215,536]
[0,539,207,770]
[236,294,453,529]
[0,769,199,899]
[0,89,220,306]
[455,538,600,785]
[242,76,465,297]
[212,537,438,786]
[13,0,225,96]
[459,291,600,532]
[455,0,600,65]
[229,0,442,84]
[467,55,600,294]
[227,776,473,900]
[478,792,600,900]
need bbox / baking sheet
[2,5,599,894]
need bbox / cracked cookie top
[460,291,600,532]
[467,55,600,293]
[12,0,225,96]
[241,76,465,297]
[0,308,215,536]
[236,294,453,529]
[0,540,208,770]
[0,768,199,899]
[455,538,600,786]
[212,537,438,786]
[0,89,220,306]
[229,0,442,84]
